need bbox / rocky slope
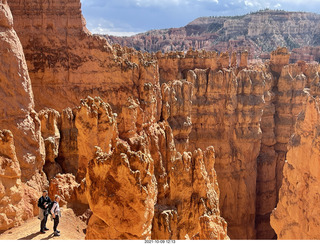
[105,10,320,62]
[1,0,320,240]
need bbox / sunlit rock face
[105,10,320,62]
[271,94,320,240]
[0,130,32,230]
[4,0,320,240]
[0,0,45,182]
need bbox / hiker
[38,190,52,233]
[51,195,61,236]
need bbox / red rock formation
[46,97,118,181]
[0,130,31,230]
[105,10,320,63]
[271,94,320,239]
[7,0,161,120]
[161,80,193,153]
[8,89,227,240]
[155,47,312,239]
[180,67,265,239]
[255,66,277,239]
[85,142,157,240]
[0,0,45,182]
[73,97,118,180]
[4,0,320,240]
[254,51,308,238]
[152,146,228,240]
[157,49,219,83]
[84,121,228,240]
[39,109,62,180]
[290,46,320,63]
[48,173,79,207]
[270,47,291,74]
[73,95,228,239]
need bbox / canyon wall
[105,10,320,62]
[155,47,319,239]
[0,0,45,182]
[3,0,228,239]
[271,94,320,239]
[7,0,161,117]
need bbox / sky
[81,0,320,36]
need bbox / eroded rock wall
[271,94,320,239]
[0,130,32,230]
[25,94,228,240]
[156,48,316,239]
[0,0,45,182]
[186,67,265,239]
[7,0,161,119]
[84,117,228,240]
[105,10,320,62]
[40,97,118,181]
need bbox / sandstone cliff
[105,10,320,62]
[2,0,320,240]
[270,94,320,239]
[155,47,316,239]
[0,0,45,182]
[7,0,161,119]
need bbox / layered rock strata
[105,10,320,62]
[255,49,309,239]
[0,0,45,181]
[161,80,193,153]
[7,0,161,118]
[186,67,265,239]
[156,47,314,239]
[271,94,320,239]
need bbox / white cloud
[241,0,319,6]
[277,0,318,3]
[197,0,219,3]
[91,26,139,36]
[243,0,264,7]
[134,0,182,7]
[244,0,254,7]
[86,19,143,36]
[133,0,218,7]
[274,3,281,8]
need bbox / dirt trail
[0,208,87,240]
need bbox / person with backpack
[38,190,52,233]
[50,195,61,237]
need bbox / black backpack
[38,196,50,209]
[47,201,56,215]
